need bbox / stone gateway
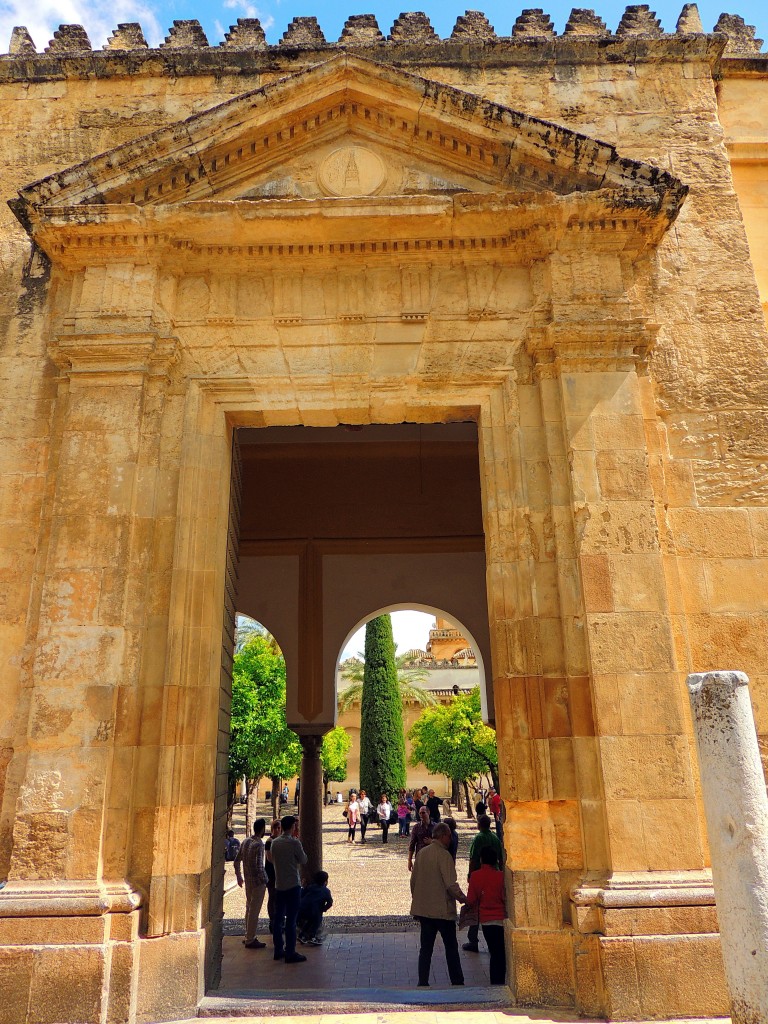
[0,6,766,1023]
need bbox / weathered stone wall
[0,8,766,1022]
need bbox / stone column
[298,733,323,878]
[687,671,768,1024]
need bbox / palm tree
[235,615,271,654]
[338,650,437,713]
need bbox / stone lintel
[0,879,142,917]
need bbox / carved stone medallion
[318,146,387,197]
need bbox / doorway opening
[209,421,507,1009]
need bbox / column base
[0,882,203,1024]
[570,872,729,1019]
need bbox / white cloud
[222,0,273,31]
[0,0,164,49]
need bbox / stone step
[199,985,511,1016]
[188,1012,730,1024]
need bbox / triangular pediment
[14,53,685,219]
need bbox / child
[224,829,240,862]
[298,870,333,945]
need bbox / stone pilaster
[479,371,589,1008]
[520,292,728,1016]
[0,327,184,1024]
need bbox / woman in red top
[465,846,506,984]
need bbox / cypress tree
[359,614,407,800]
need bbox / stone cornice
[28,187,682,270]
[0,34,727,82]
[725,140,768,162]
[719,55,768,75]
[527,314,659,373]
[49,332,180,376]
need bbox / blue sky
[1,0,765,52]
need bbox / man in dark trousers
[409,822,467,987]
[267,815,308,963]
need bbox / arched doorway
[216,603,506,1006]
[208,424,505,1007]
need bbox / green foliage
[338,651,436,713]
[234,614,268,654]
[321,727,352,785]
[359,614,407,799]
[229,634,302,785]
[408,687,498,785]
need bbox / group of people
[343,786,449,844]
[230,782,507,986]
[234,815,333,964]
[407,806,506,986]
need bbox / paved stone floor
[193,1013,729,1023]
[199,1012,577,1022]
[219,932,495,990]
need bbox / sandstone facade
[0,7,766,1022]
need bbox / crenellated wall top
[0,5,764,81]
